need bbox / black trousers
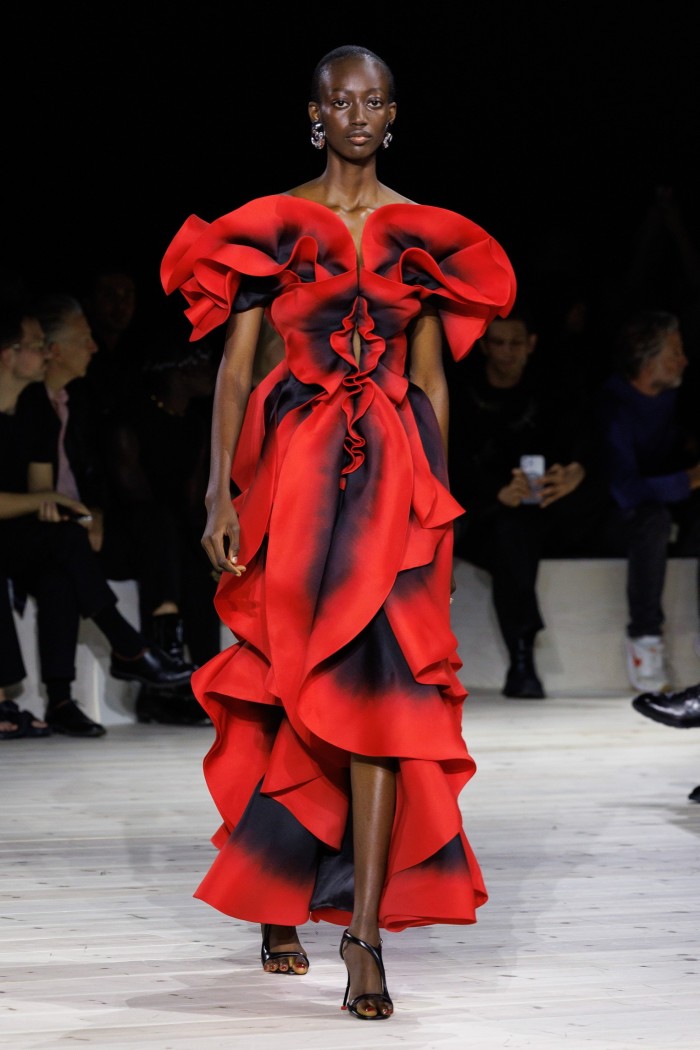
[0,575,25,688]
[98,501,220,666]
[454,477,617,655]
[616,493,700,637]
[0,517,117,683]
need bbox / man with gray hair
[597,309,700,693]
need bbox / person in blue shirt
[597,309,700,693]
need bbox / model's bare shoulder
[283,179,325,202]
[377,183,417,206]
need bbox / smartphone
[61,507,93,524]
[520,454,545,504]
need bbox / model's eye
[332,98,349,108]
[367,97,383,108]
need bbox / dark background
[5,2,700,331]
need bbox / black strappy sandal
[0,700,51,740]
[339,929,393,1019]
[260,924,309,975]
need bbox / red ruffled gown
[161,195,516,932]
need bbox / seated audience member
[78,264,144,418]
[17,293,199,688]
[1,304,194,737]
[597,309,700,693]
[448,301,617,699]
[98,304,221,723]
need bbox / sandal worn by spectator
[0,699,51,740]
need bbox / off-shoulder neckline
[253,193,453,224]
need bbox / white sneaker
[626,635,672,693]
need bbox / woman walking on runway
[161,43,516,1019]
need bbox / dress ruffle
[162,194,516,931]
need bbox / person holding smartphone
[447,301,617,698]
[1,299,197,738]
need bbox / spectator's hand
[39,501,63,523]
[86,507,105,552]
[540,462,585,507]
[38,493,91,523]
[497,468,532,507]
[201,497,247,576]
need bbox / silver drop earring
[382,125,393,150]
[310,121,325,150]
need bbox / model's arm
[408,305,449,456]
[408,305,457,596]
[201,305,265,573]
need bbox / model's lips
[347,133,372,143]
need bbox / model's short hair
[310,45,395,102]
[614,310,679,380]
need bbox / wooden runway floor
[2,690,699,1049]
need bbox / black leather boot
[135,684,212,726]
[110,645,194,689]
[503,637,546,699]
[149,613,191,670]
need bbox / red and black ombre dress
[161,195,516,932]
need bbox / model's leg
[341,754,396,1017]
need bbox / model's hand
[497,468,532,507]
[540,462,585,507]
[202,498,247,576]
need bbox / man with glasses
[0,302,193,737]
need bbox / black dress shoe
[631,683,700,728]
[135,684,212,726]
[688,785,700,803]
[110,646,194,691]
[47,699,107,738]
[503,638,546,699]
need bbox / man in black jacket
[448,302,617,699]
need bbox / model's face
[13,317,49,382]
[309,56,395,159]
[49,311,98,380]
[642,330,687,393]
[481,319,536,385]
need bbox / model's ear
[308,102,319,123]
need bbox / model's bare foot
[260,924,309,974]
[341,926,393,1018]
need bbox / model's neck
[311,156,383,212]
